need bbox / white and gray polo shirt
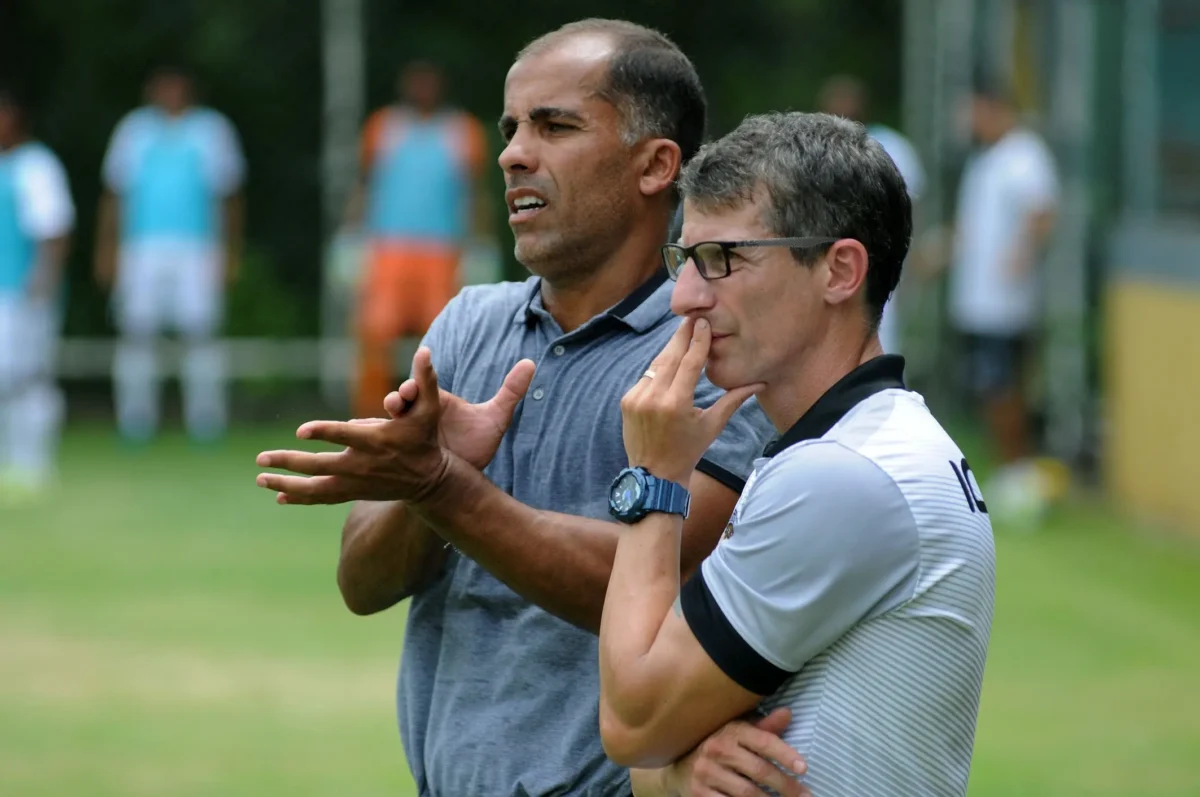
[681,355,996,797]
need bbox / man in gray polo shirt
[257,19,810,797]
[599,112,996,796]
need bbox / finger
[256,472,342,503]
[348,417,389,426]
[737,726,806,778]
[751,707,793,737]
[384,379,420,417]
[723,745,804,797]
[647,316,695,387]
[296,419,378,449]
[410,347,441,416]
[696,766,769,797]
[670,316,713,400]
[702,383,766,437]
[488,359,536,418]
[255,449,345,475]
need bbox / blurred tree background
[0,0,900,340]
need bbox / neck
[539,209,670,333]
[757,320,884,434]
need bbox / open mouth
[507,191,548,223]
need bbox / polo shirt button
[532,387,545,400]
[553,345,565,356]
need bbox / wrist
[627,460,692,489]
[407,448,461,510]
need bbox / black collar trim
[520,268,670,329]
[763,355,907,458]
[605,267,669,320]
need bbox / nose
[669,256,716,318]
[499,126,538,174]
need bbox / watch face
[611,472,642,515]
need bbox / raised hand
[620,317,764,485]
[384,357,536,470]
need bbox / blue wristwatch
[608,467,692,524]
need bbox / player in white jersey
[95,64,246,443]
[819,74,926,356]
[0,89,74,503]
[945,81,1059,524]
[599,112,995,797]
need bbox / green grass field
[2,426,1198,796]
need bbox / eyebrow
[498,106,587,136]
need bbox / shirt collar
[763,355,908,458]
[512,268,673,334]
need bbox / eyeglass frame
[660,237,841,281]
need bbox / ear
[824,239,870,308]
[636,138,682,198]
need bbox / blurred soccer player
[943,80,1059,522]
[346,60,487,419]
[0,89,73,503]
[95,64,245,443]
[819,74,925,356]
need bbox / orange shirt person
[347,61,486,418]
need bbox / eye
[546,122,573,133]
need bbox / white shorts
[115,238,223,338]
[0,293,59,394]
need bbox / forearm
[409,453,622,633]
[31,237,69,291]
[630,767,676,797]
[343,178,367,228]
[337,500,449,615]
[599,512,682,726]
[94,194,118,266]
[222,193,245,276]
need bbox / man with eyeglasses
[256,19,813,797]
[599,112,996,797]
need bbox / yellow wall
[1106,280,1200,533]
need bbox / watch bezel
[609,467,650,522]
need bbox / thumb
[702,383,765,436]
[410,347,441,415]
[752,707,792,736]
[488,359,536,418]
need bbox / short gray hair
[679,111,912,327]
[517,19,707,163]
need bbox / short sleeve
[457,113,488,178]
[101,112,140,192]
[15,147,75,239]
[681,441,920,695]
[893,138,926,199]
[207,111,246,196]
[692,379,775,491]
[1011,136,1059,212]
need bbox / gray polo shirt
[398,271,775,797]
[681,356,996,796]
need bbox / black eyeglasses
[661,238,840,281]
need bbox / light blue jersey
[0,142,74,294]
[102,107,244,243]
[362,108,483,244]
